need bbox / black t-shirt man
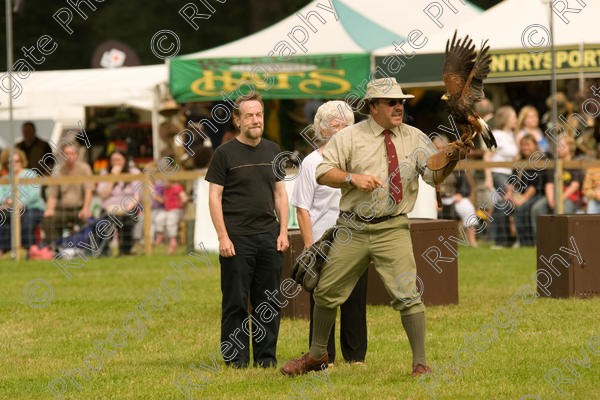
[207,93,288,369]
[206,137,282,235]
[537,153,584,204]
[17,137,52,171]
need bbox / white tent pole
[152,84,160,162]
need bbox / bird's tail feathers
[473,117,496,150]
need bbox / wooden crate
[536,215,600,298]
[367,218,459,307]
[281,219,460,319]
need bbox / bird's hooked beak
[441,94,449,101]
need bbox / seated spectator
[144,162,166,244]
[41,143,93,250]
[516,105,549,152]
[583,143,600,214]
[506,135,543,247]
[485,106,519,248]
[16,121,52,174]
[0,148,45,255]
[434,137,478,247]
[154,180,188,254]
[531,136,583,235]
[96,150,141,256]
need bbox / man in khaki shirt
[281,78,467,378]
[42,143,94,248]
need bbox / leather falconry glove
[427,140,472,172]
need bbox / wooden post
[557,158,564,214]
[143,177,152,256]
[14,207,21,261]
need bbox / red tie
[384,129,403,204]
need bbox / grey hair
[313,100,355,145]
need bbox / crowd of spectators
[3,86,600,257]
[445,88,600,249]
[0,121,201,259]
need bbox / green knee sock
[401,311,427,366]
[309,305,337,360]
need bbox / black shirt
[536,153,584,203]
[512,165,543,194]
[205,138,282,235]
[16,138,52,172]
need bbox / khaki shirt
[47,161,94,208]
[315,118,437,217]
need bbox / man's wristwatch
[345,173,354,187]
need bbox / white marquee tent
[374,0,599,55]
[372,0,600,86]
[181,0,482,58]
[0,64,167,141]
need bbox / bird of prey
[441,30,496,150]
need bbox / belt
[340,211,406,224]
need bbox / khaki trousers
[313,215,425,316]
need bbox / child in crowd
[145,162,166,245]
[154,180,188,254]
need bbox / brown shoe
[411,363,432,377]
[280,352,328,377]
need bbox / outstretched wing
[459,40,492,110]
[442,30,476,98]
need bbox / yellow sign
[189,69,352,97]
[490,46,600,77]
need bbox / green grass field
[1,246,599,400]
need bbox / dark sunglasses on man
[380,99,407,107]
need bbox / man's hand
[513,195,525,208]
[219,237,236,258]
[78,208,91,221]
[351,174,385,192]
[44,208,55,218]
[277,233,289,252]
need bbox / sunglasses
[380,99,407,107]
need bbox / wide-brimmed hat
[159,99,180,117]
[358,77,414,115]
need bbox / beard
[242,125,263,139]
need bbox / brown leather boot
[411,363,432,377]
[280,352,328,377]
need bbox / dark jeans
[0,208,43,251]
[41,207,81,247]
[514,195,541,247]
[219,228,283,368]
[309,268,368,363]
[100,211,137,256]
[490,173,511,246]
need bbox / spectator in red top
[154,180,188,254]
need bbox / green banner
[170,54,370,102]
[375,44,600,86]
